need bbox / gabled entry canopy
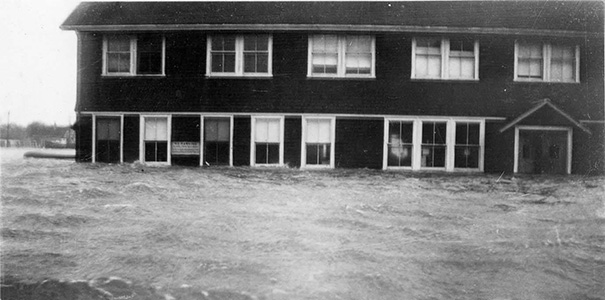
[500,99,591,134]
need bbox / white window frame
[91,114,124,164]
[307,35,376,79]
[102,35,166,76]
[250,116,285,167]
[513,126,572,174]
[383,117,485,172]
[200,115,234,167]
[514,41,580,83]
[139,115,171,165]
[301,116,336,169]
[206,34,273,77]
[411,38,480,81]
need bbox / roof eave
[59,24,598,38]
[500,99,592,135]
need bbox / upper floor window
[411,38,479,80]
[103,35,165,76]
[206,34,272,77]
[308,35,375,78]
[515,41,579,83]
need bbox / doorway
[516,128,571,174]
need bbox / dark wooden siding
[74,115,93,162]
[573,124,605,175]
[233,116,251,166]
[335,118,384,169]
[484,122,514,174]
[284,116,302,168]
[76,32,604,121]
[171,115,200,166]
[123,115,139,163]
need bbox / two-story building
[61,1,604,174]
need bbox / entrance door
[96,117,121,163]
[518,129,568,174]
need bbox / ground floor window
[421,121,447,168]
[384,118,484,171]
[143,116,169,163]
[95,116,121,163]
[203,117,231,166]
[387,121,413,167]
[454,122,480,168]
[302,117,334,168]
[252,117,283,166]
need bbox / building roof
[500,99,591,134]
[61,1,603,37]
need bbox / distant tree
[0,123,27,140]
[25,122,71,145]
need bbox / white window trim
[91,114,124,164]
[411,38,480,81]
[382,117,416,170]
[102,35,166,77]
[307,35,376,79]
[139,114,171,165]
[250,116,285,167]
[514,41,580,83]
[200,115,234,167]
[383,117,485,172]
[301,116,336,169]
[513,126,572,174]
[206,35,273,77]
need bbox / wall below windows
[233,116,251,166]
[123,115,140,163]
[484,122,514,174]
[75,115,93,162]
[284,116,302,168]
[573,123,605,175]
[335,118,384,169]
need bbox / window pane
[138,52,162,74]
[205,118,230,142]
[550,45,575,82]
[388,121,414,167]
[204,142,229,165]
[306,119,331,148]
[422,122,446,145]
[243,35,270,74]
[312,35,338,75]
[107,53,130,73]
[145,141,167,162]
[388,144,412,167]
[211,36,236,73]
[244,35,269,51]
[107,36,130,51]
[255,143,279,164]
[313,35,338,52]
[106,36,131,73]
[255,118,280,143]
[455,146,479,168]
[306,119,319,143]
[455,123,480,145]
[212,36,236,51]
[306,144,331,165]
[518,43,543,79]
[421,145,446,167]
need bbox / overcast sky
[0,0,85,126]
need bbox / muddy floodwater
[1,148,604,300]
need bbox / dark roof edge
[59,24,598,38]
[500,99,592,134]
